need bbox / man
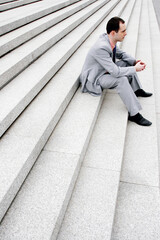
[79,17,152,126]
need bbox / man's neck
[108,35,117,49]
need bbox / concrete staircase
[0,0,159,239]
[0,0,42,12]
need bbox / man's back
[79,33,112,95]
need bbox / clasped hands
[134,59,146,72]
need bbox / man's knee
[117,76,129,86]
[116,76,132,93]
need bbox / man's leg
[116,60,152,97]
[116,60,142,92]
[98,73,152,126]
[129,73,142,92]
[98,74,142,116]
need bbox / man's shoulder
[86,33,111,58]
[94,33,111,51]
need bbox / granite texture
[121,105,159,187]
[111,182,160,240]
[0,151,80,240]
[83,93,127,172]
[44,89,103,155]
[0,0,42,12]
[0,0,117,222]
[120,0,159,187]
[57,167,120,240]
[0,0,117,137]
[0,134,37,222]
[149,0,160,112]
[0,0,95,56]
[1,1,159,240]
[0,0,108,85]
[112,2,160,239]
[0,0,80,35]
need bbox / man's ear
[110,30,116,37]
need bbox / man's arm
[116,46,136,66]
[94,46,136,78]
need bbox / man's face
[114,22,127,42]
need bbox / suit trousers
[98,60,142,116]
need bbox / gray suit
[79,33,142,116]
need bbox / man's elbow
[109,70,120,78]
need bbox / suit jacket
[79,33,136,95]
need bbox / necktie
[112,46,116,63]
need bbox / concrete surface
[0,0,159,239]
[111,1,160,239]
[0,0,96,56]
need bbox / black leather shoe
[135,89,153,97]
[128,113,152,126]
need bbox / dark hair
[106,17,125,34]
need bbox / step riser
[0,0,110,89]
[0,0,17,4]
[0,0,120,223]
[111,0,143,235]
[0,89,105,239]
[50,92,105,240]
[0,0,42,12]
[0,0,119,137]
[111,1,160,238]
[0,0,97,56]
[0,0,140,238]
[0,0,80,35]
[0,79,79,222]
[57,0,143,239]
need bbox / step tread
[0,0,94,56]
[0,0,125,226]
[0,0,109,76]
[0,0,17,4]
[112,182,160,240]
[0,0,79,35]
[0,0,42,11]
[0,0,118,136]
[57,93,126,240]
[57,1,144,239]
[1,1,134,239]
[120,0,159,187]
[112,1,160,239]
[0,0,60,23]
[0,88,104,240]
[0,1,121,221]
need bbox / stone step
[0,0,95,56]
[57,1,144,240]
[150,0,160,152]
[0,0,121,223]
[0,0,80,35]
[0,0,118,136]
[0,0,134,238]
[0,89,104,240]
[153,0,160,28]
[0,0,42,12]
[0,86,105,240]
[0,0,109,88]
[0,0,17,4]
[111,0,160,239]
[57,93,126,240]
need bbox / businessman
[79,17,152,126]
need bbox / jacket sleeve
[93,46,136,78]
[116,46,136,66]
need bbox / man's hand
[135,61,146,72]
